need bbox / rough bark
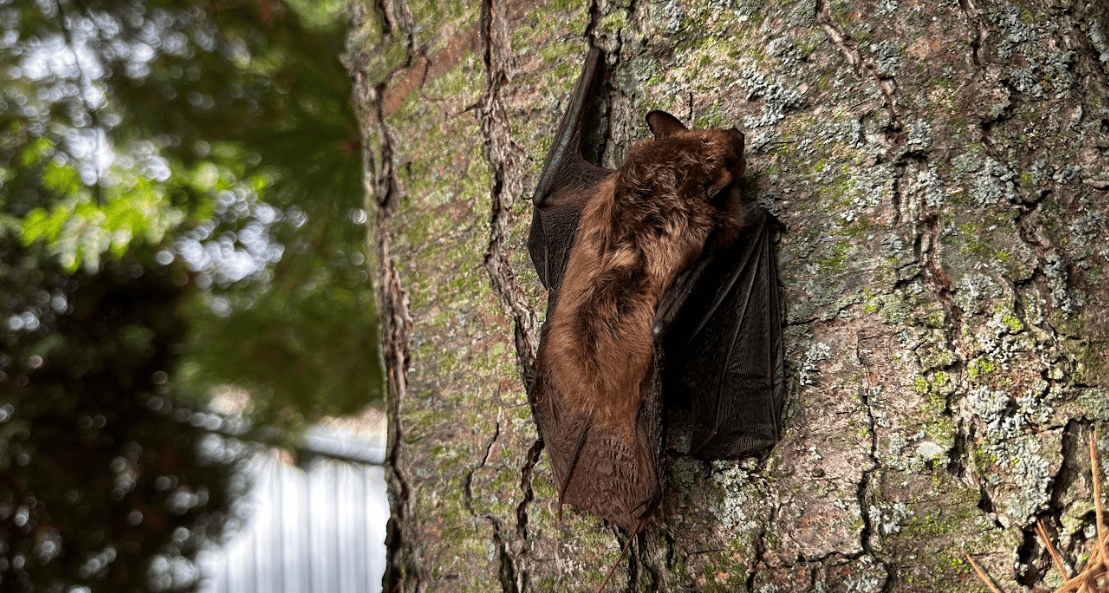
[344,0,1109,590]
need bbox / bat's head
[639,110,746,206]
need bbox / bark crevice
[364,79,418,592]
[854,336,894,592]
[475,0,540,588]
[352,3,419,587]
[958,0,988,69]
[464,420,522,593]
[815,0,904,135]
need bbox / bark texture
[345,0,1109,590]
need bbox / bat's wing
[656,207,785,458]
[527,46,612,295]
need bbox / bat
[526,47,786,542]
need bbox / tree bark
[345,0,1109,590]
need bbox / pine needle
[966,553,1004,593]
[1037,518,1070,580]
[969,433,1108,593]
[1092,435,1106,557]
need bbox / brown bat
[526,47,785,541]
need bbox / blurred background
[0,0,387,591]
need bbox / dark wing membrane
[527,46,611,295]
[657,207,785,458]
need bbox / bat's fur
[544,126,746,436]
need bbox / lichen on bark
[347,0,1109,590]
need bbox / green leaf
[20,206,68,245]
[18,138,53,167]
[41,162,81,196]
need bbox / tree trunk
[345,0,1109,590]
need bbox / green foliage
[0,0,383,423]
[0,0,383,589]
[0,245,241,592]
[180,231,380,421]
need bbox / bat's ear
[646,110,688,139]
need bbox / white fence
[198,428,388,593]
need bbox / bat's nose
[725,128,746,176]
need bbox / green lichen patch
[360,25,411,83]
[422,518,501,583]
[507,37,594,174]
[408,1,478,56]
[872,468,1015,590]
[423,52,485,106]
[876,291,912,325]
[939,210,1037,288]
[916,331,958,372]
[1058,388,1109,422]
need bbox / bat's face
[724,127,746,176]
[708,127,746,198]
[643,110,746,202]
